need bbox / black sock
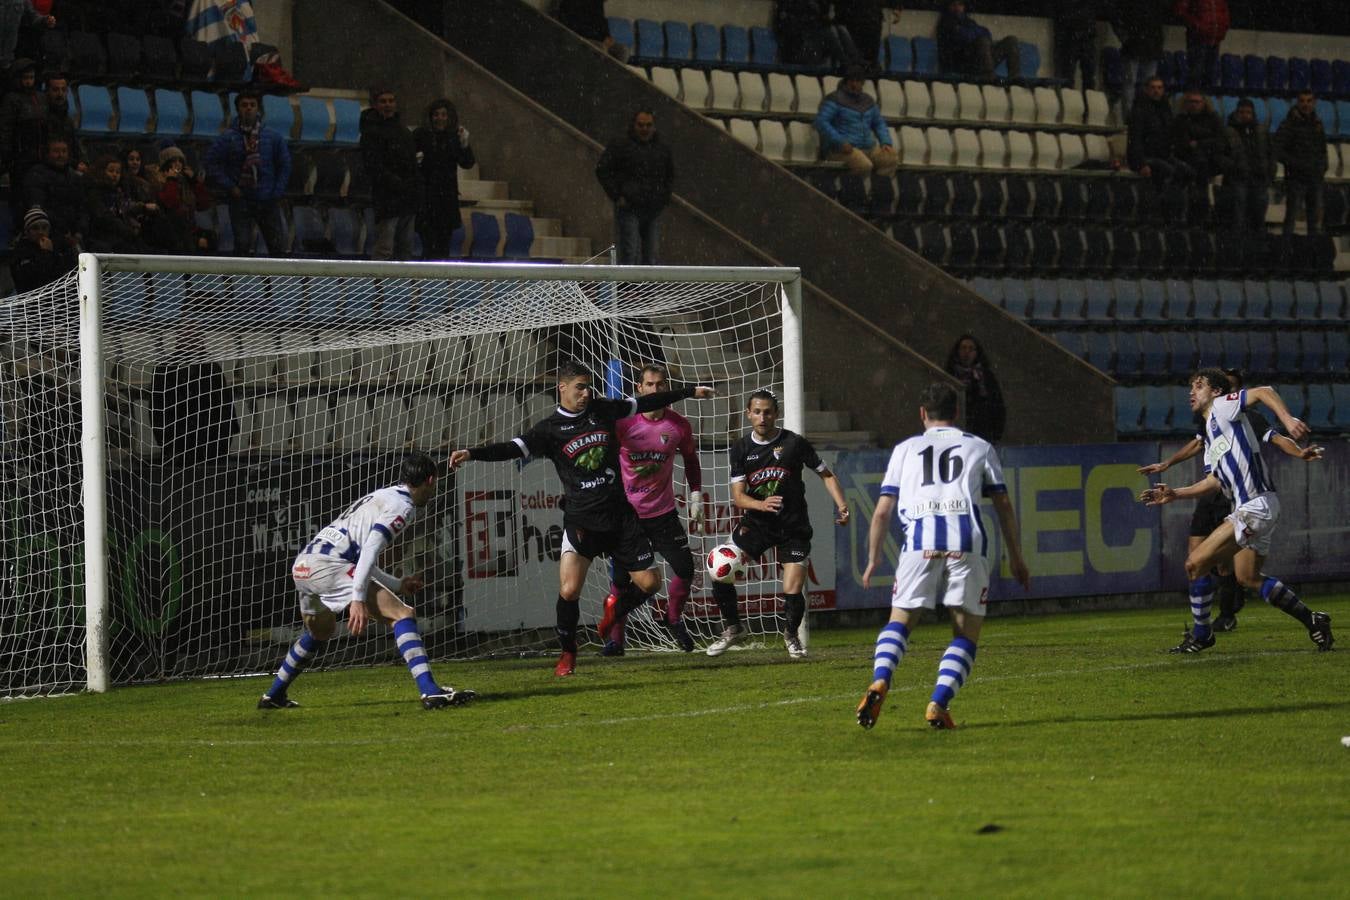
[617,581,651,617]
[556,596,579,652]
[784,592,806,634]
[712,582,740,626]
[1216,571,1240,617]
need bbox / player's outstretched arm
[1138,473,1221,506]
[633,385,715,414]
[1138,436,1202,475]
[1245,385,1310,442]
[991,493,1031,591]
[862,494,897,589]
[817,467,851,526]
[1270,434,1324,461]
[449,441,526,469]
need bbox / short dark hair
[401,451,439,487]
[1192,367,1229,393]
[843,62,869,82]
[1222,367,1245,388]
[920,383,959,421]
[1236,97,1256,111]
[45,71,68,84]
[746,388,779,411]
[1297,89,1315,99]
[557,359,592,382]
[234,90,262,111]
[638,363,668,382]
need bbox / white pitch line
[0,649,1297,747]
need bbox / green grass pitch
[3,597,1347,897]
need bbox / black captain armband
[469,441,525,462]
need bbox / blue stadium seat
[1275,383,1307,419]
[634,19,664,61]
[912,37,939,75]
[1139,329,1169,375]
[1115,331,1143,378]
[1268,97,1291,129]
[1274,331,1303,370]
[1115,386,1144,434]
[291,205,327,256]
[1190,280,1219,321]
[1267,280,1296,321]
[213,204,233,253]
[1019,42,1041,81]
[1170,386,1194,432]
[1112,279,1141,322]
[1197,331,1223,369]
[1243,279,1271,319]
[468,211,501,258]
[77,85,114,133]
[1142,385,1172,433]
[749,27,778,67]
[1293,281,1320,320]
[1243,55,1265,91]
[1083,280,1112,322]
[1310,59,1333,95]
[189,90,225,140]
[1266,56,1289,93]
[1315,100,1337,135]
[1317,281,1344,319]
[263,94,294,140]
[1332,384,1350,429]
[1028,277,1058,323]
[663,21,692,62]
[333,99,362,145]
[1163,279,1192,320]
[1219,54,1243,92]
[692,22,720,62]
[1220,331,1249,370]
[1248,331,1277,375]
[1288,57,1311,92]
[448,225,465,258]
[722,25,749,64]
[1299,330,1327,369]
[1334,60,1350,97]
[1168,331,1198,375]
[886,36,913,75]
[1084,331,1115,373]
[1306,384,1334,430]
[1054,330,1087,361]
[154,89,189,136]
[148,272,185,320]
[503,213,534,259]
[608,17,635,52]
[969,276,1001,303]
[1138,280,1166,324]
[297,96,330,143]
[330,208,362,257]
[1001,277,1030,318]
[116,87,151,134]
[1326,330,1349,372]
[1336,102,1350,139]
[1215,280,1244,322]
[1217,94,1238,123]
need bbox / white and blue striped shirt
[1203,390,1276,503]
[880,426,1007,559]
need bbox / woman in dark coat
[413,98,476,260]
[945,333,1006,443]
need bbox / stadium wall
[310,0,1116,446]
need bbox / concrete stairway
[802,389,877,449]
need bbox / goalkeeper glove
[687,492,704,533]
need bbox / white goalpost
[0,255,804,698]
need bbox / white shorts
[890,551,990,615]
[1226,492,1280,557]
[291,554,357,616]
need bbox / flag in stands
[187,0,259,47]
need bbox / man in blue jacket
[206,91,291,256]
[814,64,896,177]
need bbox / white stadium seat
[1084,89,1111,126]
[759,120,789,161]
[728,118,759,149]
[1058,133,1086,169]
[408,395,448,450]
[877,78,905,118]
[903,80,932,119]
[981,85,1010,122]
[926,127,955,165]
[333,395,372,450]
[899,125,927,164]
[737,72,766,111]
[253,393,292,454]
[931,81,958,119]
[1034,131,1060,169]
[821,75,842,98]
[1084,134,1111,165]
[978,130,1007,168]
[794,74,823,115]
[953,128,980,166]
[1006,130,1033,168]
[956,83,984,121]
[650,66,681,101]
[1034,86,1061,123]
[1060,88,1086,125]
[708,69,739,110]
[292,395,333,451]
[228,398,252,454]
[1008,85,1036,124]
[766,72,795,113]
[787,120,820,163]
[680,68,710,109]
[447,395,485,448]
[373,394,411,450]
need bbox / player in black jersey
[449,360,714,676]
[1139,369,1323,632]
[706,389,850,659]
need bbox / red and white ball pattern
[706,543,747,585]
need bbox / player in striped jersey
[856,383,1030,730]
[1139,369,1333,653]
[1139,368,1324,633]
[259,453,474,710]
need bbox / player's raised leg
[1231,550,1334,651]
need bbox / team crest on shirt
[660,432,671,444]
[772,446,784,459]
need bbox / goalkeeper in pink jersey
[597,363,704,654]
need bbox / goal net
[0,257,802,697]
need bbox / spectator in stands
[1111,0,1166,117]
[84,154,154,253]
[10,206,75,292]
[1053,0,1099,89]
[1275,90,1328,235]
[945,334,1005,443]
[1221,97,1274,234]
[595,108,674,266]
[1127,76,1193,189]
[0,58,41,178]
[936,0,1020,81]
[360,87,421,261]
[7,69,84,186]
[22,136,84,248]
[155,145,216,253]
[834,1,902,76]
[555,0,629,61]
[414,97,475,260]
[205,91,290,257]
[1169,90,1229,222]
[1173,0,1228,89]
[815,63,898,177]
[120,147,156,204]
[0,0,54,72]
[775,0,860,69]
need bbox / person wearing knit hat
[12,204,75,292]
[22,205,49,232]
[156,144,216,253]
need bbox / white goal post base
[0,256,804,697]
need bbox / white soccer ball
[705,543,747,585]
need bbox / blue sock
[1189,575,1215,640]
[1260,576,1314,628]
[268,631,320,698]
[931,637,977,710]
[871,621,910,685]
[393,618,440,696]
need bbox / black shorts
[731,517,813,565]
[640,509,695,580]
[563,506,654,573]
[1190,492,1233,538]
